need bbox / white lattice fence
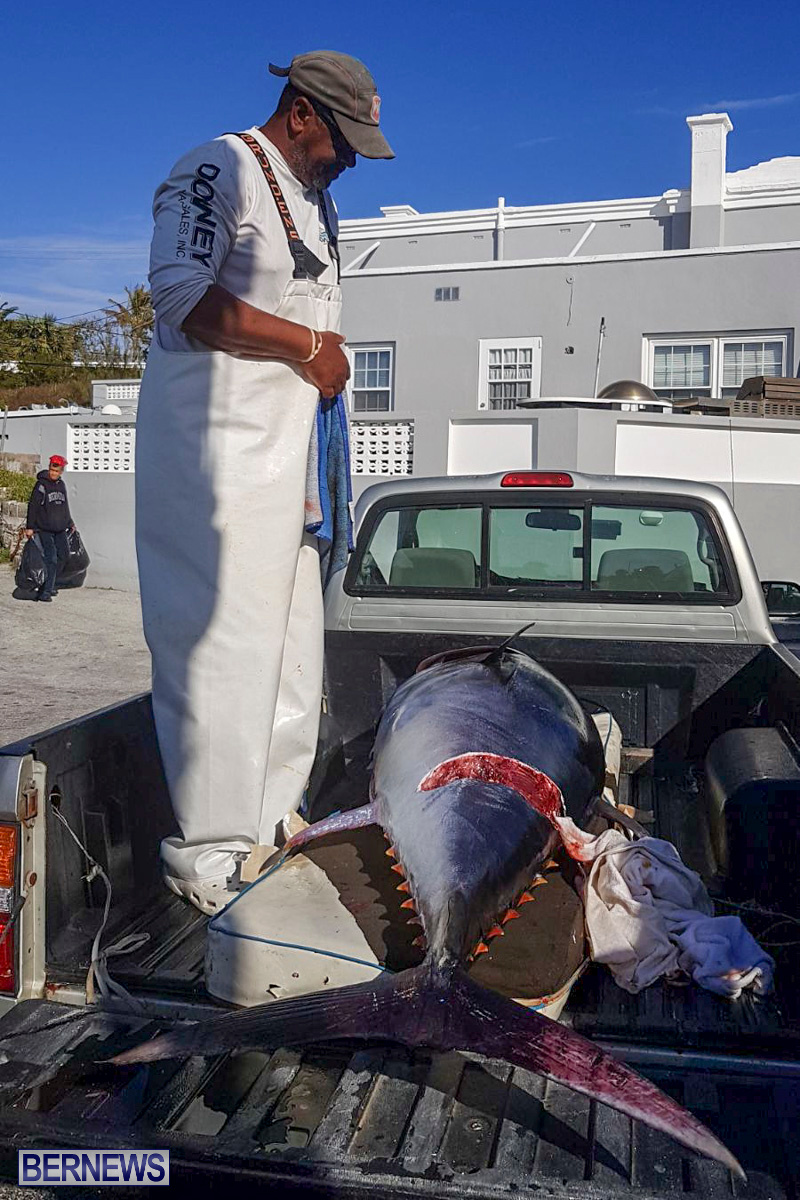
[68,423,136,472]
[105,383,140,402]
[350,420,414,476]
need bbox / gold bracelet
[298,328,322,364]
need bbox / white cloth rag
[579,830,774,999]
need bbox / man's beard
[287,143,337,190]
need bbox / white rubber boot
[163,873,235,916]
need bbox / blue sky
[3,0,799,317]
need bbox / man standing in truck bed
[135,51,393,914]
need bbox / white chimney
[686,113,733,248]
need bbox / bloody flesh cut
[113,646,744,1179]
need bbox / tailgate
[0,1001,796,1198]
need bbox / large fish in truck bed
[114,645,743,1177]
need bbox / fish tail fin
[109,960,742,1180]
[444,967,744,1179]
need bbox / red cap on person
[49,455,68,467]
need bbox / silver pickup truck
[327,469,775,643]
[0,470,798,1199]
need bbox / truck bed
[1,765,792,1197]
[3,636,800,1195]
[0,996,798,1198]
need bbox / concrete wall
[1,412,139,591]
[340,231,494,271]
[0,451,38,474]
[504,217,671,259]
[0,412,74,461]
[612,414,800,581]
[725,204,800,247]
[339,213,682,272]
[66,473,138,592]
[339,200,800,274]
[5,405,800,593]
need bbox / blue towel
[305,393,354,585]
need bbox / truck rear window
[351,496,734,601]
[589,505,725,595]
[489,507,583,587]
[354,505,482,589]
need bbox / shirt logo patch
[370,95,381,123]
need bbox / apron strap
[235,132,331,283]
[317,190,341,285]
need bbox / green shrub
[0,468,35,503]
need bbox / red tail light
[0,825,18,994]
[0,916,14,993]
[500,472,574,488]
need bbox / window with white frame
[478,337,542,411]
[349,345,394,413]
[646,334,789,400]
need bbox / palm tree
[104,285,154,367]
[7,313,79,386]
[0,301,19,365]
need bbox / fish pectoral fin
[551,815,599,862]
[282,802,379,855]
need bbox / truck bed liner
[0,1000,797,1198]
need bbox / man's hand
[299,332,350,399]
[24,529,33,539]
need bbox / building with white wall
[338,112,800,490]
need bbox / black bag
[57,528,90,586]
[14,535,46,597]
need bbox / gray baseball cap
[269,51,394,160]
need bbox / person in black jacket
[25,454,74,602]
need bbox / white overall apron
[136,140,341,885]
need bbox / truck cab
[326,470,774,644]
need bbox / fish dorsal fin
[415,621,536,676]
[415,645,498,674]
[478,619,538,681]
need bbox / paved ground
[0,567,151,746]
